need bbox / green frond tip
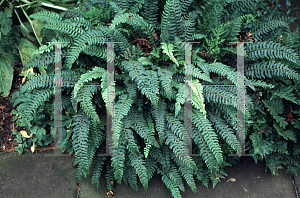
[207,62,237,86]
[114,94,134,149]
[122,61,159,108]
[108,13,155,42]
[66,30,110,69]
[129,109,160,148]
[192,109,223,165]
[74,66,106,98]
[246,41,300,64]
[72,110,91,176]
[29,10,62,23]
[188,79,206,118]
[43,22,85,38]
[162,42,179,66]
[165,127,198,171]
[245,61,300,81]
[128,152,149,191]
[77,86,101,124]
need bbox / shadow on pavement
[0,150,298,198]
[80,156,297,198]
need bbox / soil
[0,62,23,153]
[277,0,300,33]
[0,63,58,154]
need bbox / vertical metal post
[228,41,252,157]
[45,42,70,156]
[98,42,122,157]
[183,42,193,157]
[177,41,199,157]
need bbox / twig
[291,173,299,198]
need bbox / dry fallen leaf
[226,178,236,182]
[0,106,6,110]
[20,130,31,138]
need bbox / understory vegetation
[1,0,299,197]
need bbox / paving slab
[0,150,77,198]
[80,156,297,198]
[0,151,298,198]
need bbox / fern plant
[0,0,79,97]
[10,0,300,197]
[241,5,300,176]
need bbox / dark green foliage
[10,0,300,197]
[0,6,20,97]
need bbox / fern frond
[245,61,300,82]
[162,42,179,67]
[146,70,160,101]
[128,152,149,191]
[114,94,134,149]
[270,85,300,105]
[19,74,53,94]
[244,78,275,90]
[72,109,90,178]
[191,64,213,83]
[90,117,106,149]
[145,157,158,180]
[64,17,94,31]
[151,97,167,146]
[43,21,85,38]
[182,10,199,41]
[150,148,168,171]
[207,109,241,152]
[192,125,219,172]
[124,166,138,191]
[128,109,160,148]
[207,62,237,86]
[192,108,223,165]
[24,52,54,70]
[157,67,173,100]
[74,66,106,98]
[172,151,197,193]
[160,0,185,42]
[164,127,198,170]
[166,113,186,142]
[189,79,206,118]
[108,13,155,43]
[141,0,158,28]
[252,17,290,41]
[19,88,53,129]
[246,41,300,64]
[158,168,182,198]
[66,30,110,69]
[229,0,263,17]
[167,164,185,192]
[274,124,297,143]
[261,99,288,129]
[29,10,62,23]
[111,144,126,184]
[122,61,159,107]
[76,86,101,124]
[91,156,106,189]
[83,45,107,60]
[174,83,185,117]
[203,86,237,107]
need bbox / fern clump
[10,0,300,197]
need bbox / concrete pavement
[1,150,298,198]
